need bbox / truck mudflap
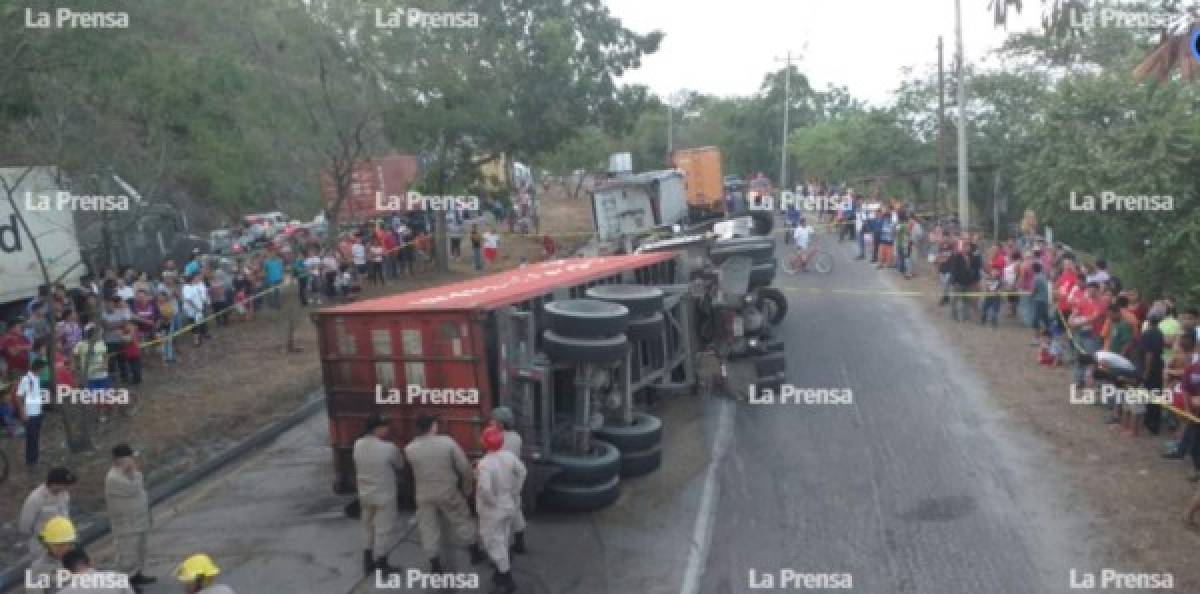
[522,459,563,514]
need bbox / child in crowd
[981,270,1003,328]
[338,264,354,302]
[121,321,142,386]
[1038,330,1058,366]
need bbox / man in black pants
[1140,311,1167,435]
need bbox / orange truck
[670,146,724,218]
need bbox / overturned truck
[315,253,698,512]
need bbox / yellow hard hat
[40,516,77,545]
[175,554,221,582]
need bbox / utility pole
[781,51,791,192]
[954,0,970,232]
[666,103,673,156]
[937,37,946,223]
[774,51,796,191]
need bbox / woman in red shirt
[1056,260,1080,315]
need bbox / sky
[606,0,1044,106]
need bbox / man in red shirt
[1069,282,1105,387]
[1,318,32,378]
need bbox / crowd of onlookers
[853,204,1200,522]
[0,211,521,471]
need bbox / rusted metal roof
[323,253,673,314]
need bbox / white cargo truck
[0,166,84,306]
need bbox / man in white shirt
[181,276,210,346]
[351,235,367,279]
[792,218,814,271]
[17,359,46,467]
[19,466,75,564]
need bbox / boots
[511,531,526,555]
[469,543,487,565]
[490,570,516,594]
[130,573,156,585]
[375,556,401,576]
[363,550,375,577]
[430,556,445,574]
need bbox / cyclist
[792,217,815,270]
[784,200,801,244]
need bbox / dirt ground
[896,257,1200,592]
[0,185,593,568]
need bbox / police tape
[94,282,286,360]
[774,287,1031,298]
[1049,292,1200,425]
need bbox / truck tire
[709,242,774,266]
[542,331,629,364]
[748,259,778,288]
[544,299,630,338]
[540,476,621,512]
[619,445,663,478]
[750,210,774,236]
[585,285,665,317]
[595,412,663,452]
[625,312,665,342]
[548,440,621,485]
[754,352,786,375]
[756,287,788,325]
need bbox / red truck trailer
[315,252,696,511]
[319,154,421,225]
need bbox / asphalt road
[697,228,1102,594]
[56,226,1115,594]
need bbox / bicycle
[782,236,834,275]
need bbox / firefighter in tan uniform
[104,444,156,588]
[491,406,527,554]
[174,554,235,594]
[352,413,404,576]
[403,414,486,572]
[476,426,526,594]
[25,516,77,594]
[19,467,76,567]
[57,548,136,594]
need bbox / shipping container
[320,155,421,225]
[671,146,724,215]
[315,253,681,498]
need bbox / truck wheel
[748,260,778,288]
[544,299,630,338]
[619,445,663,478]
[754,352,786,375]
[595,412,663,452]
[548,440,621,485]
[756,287,788,325]
[586,285,665,317]
[540,476,621,512]
[542,331,629,364]
[750,210,774,236]
[625,312,665,342]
